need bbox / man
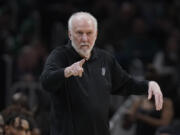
[40,12,163,135]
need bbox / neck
[81,53,91,60]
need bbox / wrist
[64,67,72,78]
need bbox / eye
[77,31,83,35]
[87,32,92,35]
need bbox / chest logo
[101,67,106,76]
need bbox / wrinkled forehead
[71,15,95,30]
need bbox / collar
[67,41,98,62]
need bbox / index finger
[79,59,86,67]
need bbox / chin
[79,50,90,58]
[71,41,92,58]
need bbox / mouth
[81,45,89,48]
[80,44,89,50]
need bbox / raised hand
[148,81,163,111]
[64,59,86,78]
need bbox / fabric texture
[40,42,148,135]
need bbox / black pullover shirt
[40,43,148,135]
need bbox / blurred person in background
[0,114,4,135]
[122,17,159,66]
[153,36,179,82]
[152,36,179,118]
[123,95,173,135]
[2,105,40,135]
[8,74,50,135]
[4,116,32,135]
[14,46,41,82]
[121,63,175,135]
[156,120,180,135]
[40,11,163,135]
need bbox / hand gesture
[148,81,163,111]
[64,59,86,78]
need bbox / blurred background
[0,0,180,135]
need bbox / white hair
[68,11,98,32]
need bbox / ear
[96,30,98,38]
[95,30,98,40]
[68,31,72,40]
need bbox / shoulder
[95,47,115,60]
[45,44,70,64]
[50,44,69,55]
[94,48,119,70]
[47,44,72,60]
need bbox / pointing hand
[64,59,86,78]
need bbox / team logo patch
[101,67,106,76]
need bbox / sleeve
[111,57,149,96]
[40,49,67,93]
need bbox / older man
[40,12,163,135]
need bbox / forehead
[72,16,95,31]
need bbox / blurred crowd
[0,0,180,135]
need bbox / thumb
[79,59,86,67]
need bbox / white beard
[71,40,94,59]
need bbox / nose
[82,34,88,41]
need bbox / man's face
[5,117,31,135]
[69,16,97,58]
